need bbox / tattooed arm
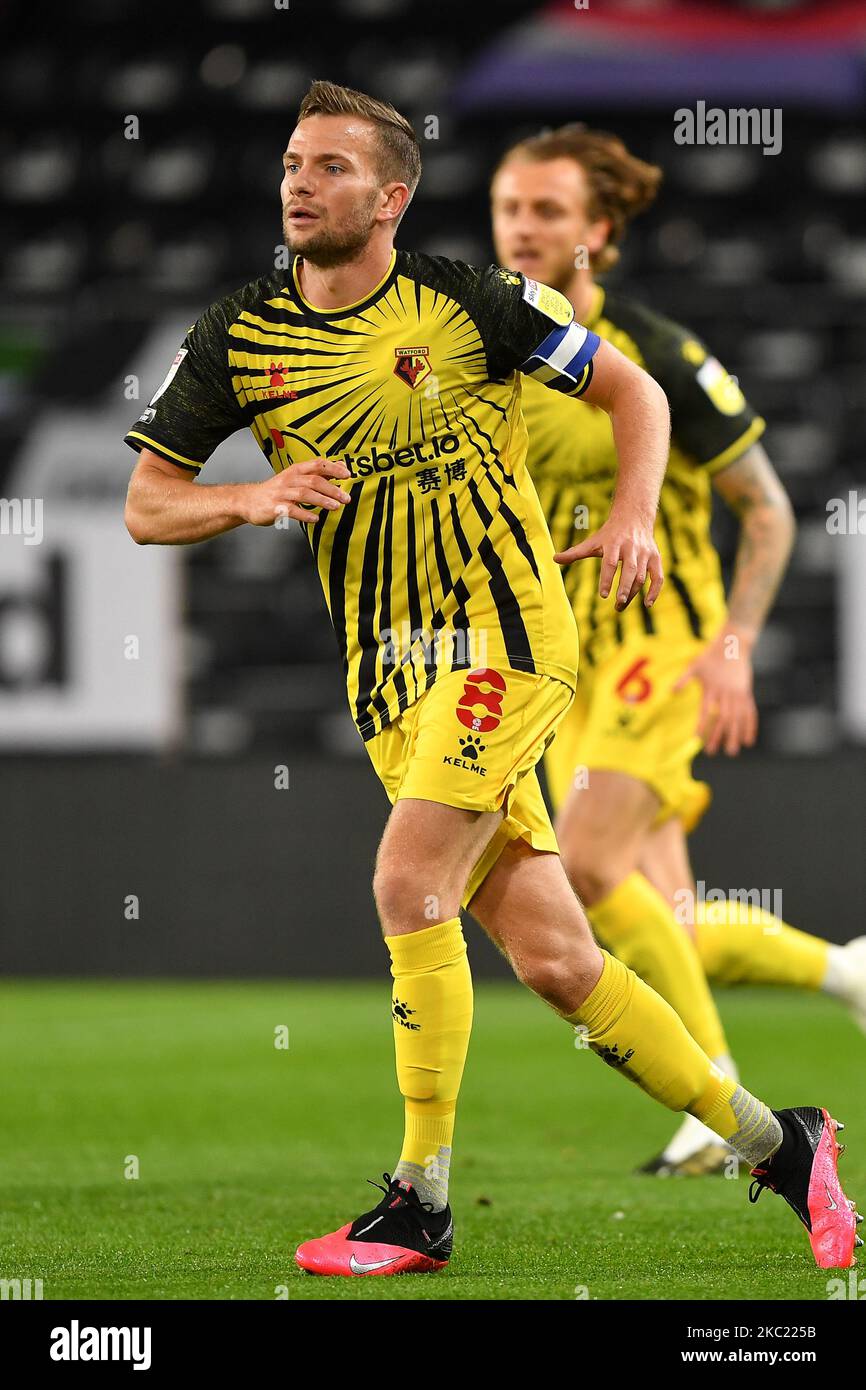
[674,443,796,756]
[712,441,797,638]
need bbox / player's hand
[554,512,663,611]
[674,626,758,756]
[242,458,352,526]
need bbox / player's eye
[326,164,344,174]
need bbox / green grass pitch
[1,979,863,1301]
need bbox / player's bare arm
[125,448,351,545]
[552,338,668,611]
[713,441,797,638]
[674,443,796,756]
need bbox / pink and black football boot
[749,1107,863,1268]
[296,1174,453,1276]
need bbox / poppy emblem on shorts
[455,669,506,733]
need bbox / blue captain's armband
[519,321,601,397]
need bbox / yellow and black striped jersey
[524,284,765,668]
[125,250,601,740]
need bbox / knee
[512,939,603,1014]
[373,853,455,931]
[558,836,623,906]
[372,856,420,926]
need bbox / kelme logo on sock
[593,1042,635,1069]
[392,998,421,1031]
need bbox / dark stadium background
[1,0,865,979]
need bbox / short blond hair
[298,80,421,219]
[495,125,662,273]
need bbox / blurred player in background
[492,125,866,1176]
[124,83,860,1275]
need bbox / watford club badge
[394,345,432,389]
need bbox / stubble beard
[549,246,585,295]
[281,191,381,270]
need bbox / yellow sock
[566,951,781,1165]
[588,873,729,1061]
[385,917,473,1210]
[695,901,829,990]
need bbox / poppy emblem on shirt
[394,346,432,390]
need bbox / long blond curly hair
[495,125,663,273]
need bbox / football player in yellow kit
[492,125,866,1175]
[124,85,860,1275]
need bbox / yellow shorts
[544,635,710,833]
[365,666,574,909]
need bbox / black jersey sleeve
[123,298,244,472]
[468,266,601,397]
[611,300,765,472]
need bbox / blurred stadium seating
[1,0,864,760]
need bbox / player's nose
[287,169,316,198]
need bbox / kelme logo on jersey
[343,430,461,478]
[394,345,432,390]
[259,362,298,401]
[455,668,507,733]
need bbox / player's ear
[378,182,411,225]
[586,216,612,258]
